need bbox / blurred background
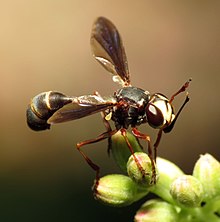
[0,1,220,221]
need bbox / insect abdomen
[26,91,72,131]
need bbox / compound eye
[146,103,164,128]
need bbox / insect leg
[100,111,114,156]
[164,94,190,133]
[120,128,147,178]
[153,129,163,161]
[94,91,113,155]
[131,128,157,184]
[76,129,117,191]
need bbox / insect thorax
[110,87,150,129]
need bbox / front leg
[131,128,157,184]
[119,128,147,179]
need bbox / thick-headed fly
[26,17,191,186]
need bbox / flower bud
[111,131,143,172]
[94,174,138,207]
[193,153,220,201]
[170,175,204,208]
[127,152,156,187]
[134,199,178,222]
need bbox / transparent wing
[48,95,116,124]
[91,17,131,86]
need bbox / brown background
[1,1,220,221]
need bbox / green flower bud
[127,152,157,187]
[111,131,143,173]
[150,157,184,204]
[170,175,204,208]
[134,199,178,222]
[193,153,220,201]
[94,174,138,207]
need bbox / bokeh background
[1,1,220,221]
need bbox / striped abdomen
[26,91,72,131]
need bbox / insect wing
[91,17,130,86]
[48,95,116,124]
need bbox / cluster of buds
[93,131,220,221]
